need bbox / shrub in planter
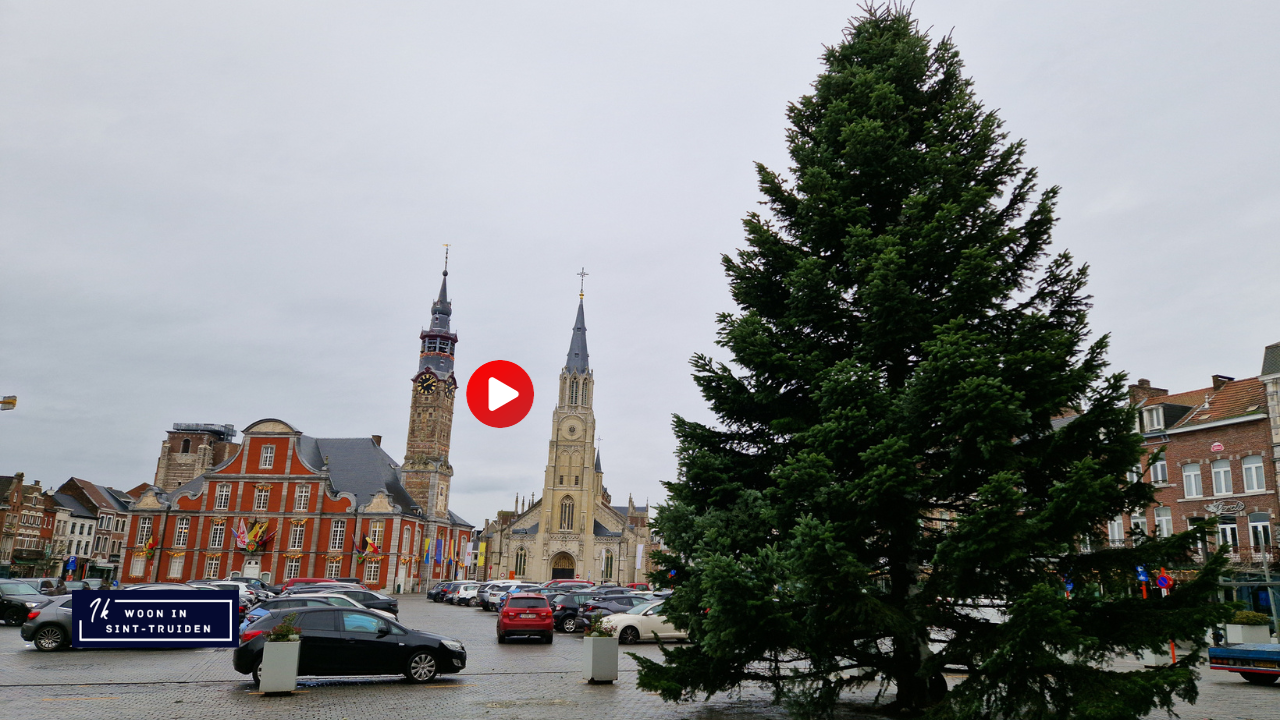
[1232,611,1271,626]
[583,614,615,638]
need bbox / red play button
[466,360,535,428]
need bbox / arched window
[180,438,191,453]
[515,546,527,576]
[569,379,579,405]
[560,496,575,531]
[603,549,614,579]
[581,381,589,406]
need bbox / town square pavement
[0,594,1276,719]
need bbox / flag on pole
[434,538,443,564]
[635,543,644,570]
[235,518,249,549]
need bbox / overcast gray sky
[2,2,1278,528]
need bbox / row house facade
[123,418,437,592]
[53,477,132,581]
[1126,342,1280,574]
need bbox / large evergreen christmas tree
[637,6,1231,718]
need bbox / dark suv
[550,591,597,633]
[0,580,48,626]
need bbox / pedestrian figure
[54,579,67,596]
[1212,627,1224,647]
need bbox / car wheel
[34,625,66,651]
[497,627,507,644]
[469,597,479,607]
[251,662,262,688]
[4,607,24,626]
[560,616,577,633]
[619,626,640,645]
[544,632,554,644]
[405,650,439,682]
[1241,672,1279,686]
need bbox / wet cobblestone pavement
[0,595,1277,719]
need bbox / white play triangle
[488,376,520,411]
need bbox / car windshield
[0,581,37,595]
[627,601,660,615]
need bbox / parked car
[625,582,651,592]
[453,583,481,607]
[121,582,206,590]
[426,581,452,602]
[542,579,593,588]
[283,582,366,596]
[333,577,370,588]
[550,591,598,633]
[279,577,340,591]
[237,592,396,634]
[20,593,71,651]
[190,580,255,617]
[315,587,399,616]
[0,580,50,626]
[227,576,281,594]
[496,593,554,643]
[579,594,650,623]
[16,577,56,594]
[590,586,636,598]
[600,601,688,644]
[233,607,466,685]
[493,584,542,610]
[477,581,520,610]
[436,581,464,604]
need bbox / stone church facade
[493,296,650,583]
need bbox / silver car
[20,594,70,651]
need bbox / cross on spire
[577,267,588,299]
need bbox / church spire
[565,298,589,373]
[419,252,458,378]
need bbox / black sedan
[0,580,52,626]
[550,591,598,633]
[233,607,465,685]
[579,594,650,623]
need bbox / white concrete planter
[1226,624,1272,645]
[261,640,301,693]
[583,635,619,683]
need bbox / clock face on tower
[444,376,457,398]
[416,374,438,395]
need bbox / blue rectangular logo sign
[71,590,239,648]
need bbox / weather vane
[442,244,450,275]
[577,267,588,298]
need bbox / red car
[625,582,651,591]
[497,593,554,644]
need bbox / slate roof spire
[594,448,603,473]
[564,297,589,373]
[430,260,452,332]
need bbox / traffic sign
[466,360,534,428]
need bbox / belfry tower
[403,261,459,522]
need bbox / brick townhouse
[1128,344,1280,571]
[53,477,133,582]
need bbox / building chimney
[371,435,382,447]
[1127,378,1168,405]
[1212,375,1235,391]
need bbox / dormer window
[1143,406,1164,432]
[260,444,275,469]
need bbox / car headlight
[441,640,464,652]
[25,601,40,607]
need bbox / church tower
[403,265,459,522]
[541,294,600,577]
